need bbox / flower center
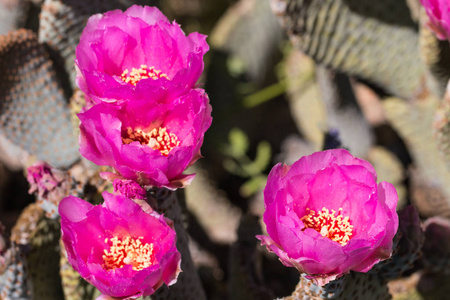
[120,65,169,85]
[122,127,180,156]
[103,236,155,271]
[301,207,353,246]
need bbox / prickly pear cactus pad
[0,29,79,168]
[10,203,64,299]
[271,0,425,99]
[0,245,32,299]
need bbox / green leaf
[241,141,272,176]
[224,127,250,158]
[240,175,268,198]
[223,158,248,177]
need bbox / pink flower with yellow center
[78,88,212,189]
[75,5,209,106]
[256,149,399,286]
[59,192,181,299]
[420,0,450,41]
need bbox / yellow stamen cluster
[122,127,180,156]
[120,64,169,85]
[301,207,353,246]
[103,236,155,271]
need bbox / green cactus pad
[0,29,79,168]
[11,203,64,299]
[0,245,32,299]
[146,188,207,300]
[273,0,424,99]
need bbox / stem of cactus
[145,188,206,300]
[280,272,391,300]
[10,203,65,299]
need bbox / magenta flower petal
[59,192,181,299]
[420,0,450,40]
[75,5,209,106]
[78,88,211,189]
[124,5,169,24]
[257,149,399,285]
[288,148,376,179]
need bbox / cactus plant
[4,0,450,299]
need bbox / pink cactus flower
[78,88,212,189]
[0,221,5,274]
[59,192,181,299]
[0,221,5,255]
[27,161,68,197]
[256,149,399,286]
[113,178,147,200]
[420,0,450,41]
[75,5,209,106]
[27,161,71,218]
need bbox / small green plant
[222,127,271,197]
